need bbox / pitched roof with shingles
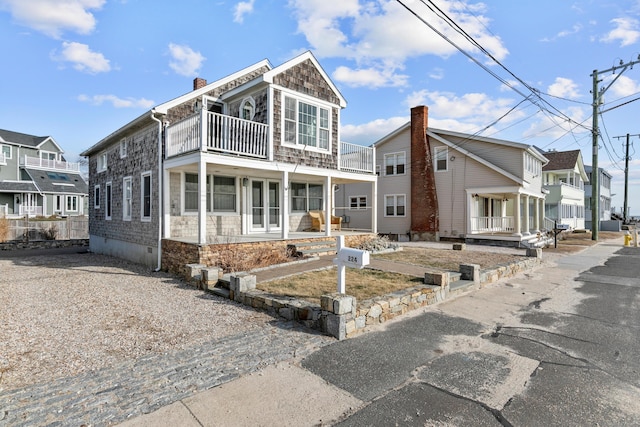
[24,168,88,194]
[0,129,50,148]
[542,150,580,171]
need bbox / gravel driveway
[0,249,275,392]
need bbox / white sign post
[333,236,370,294]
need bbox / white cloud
[605,75,640,98]
[168,43,205,77]
[233,0,255,23]
[288,0,508,89]
[429,68,445,80]
[541,24,582,42]
[52,41,110,73]
[547,77,580,99]
[78,94,155,109]
[522,106,587,140]
[601,17,640,46]
[332,65,407,88]
[0,0,105,38]
[341,116,408,145]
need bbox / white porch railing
[166,111,269,159]
[19,205,43,216]
[21,156,80,172]
[0,204,7,217]
[0,152,6,165]
[340,141,374,173]
[471,216,515,233]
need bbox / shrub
[40,223,58,240]
[0,217,8,242]
[354,234,398,252]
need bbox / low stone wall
[0,239,89,251]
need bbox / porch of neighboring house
[466,189,551,246]
[161,107,377,246]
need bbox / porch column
[163,168,171,238]
[281,171,289,239]
[372,179,378,233]
[513,193,522,236]
[541,198,546,229]
[198,159,207,244]
[324,175,331,237]
[533,197,540,232]
[523,195,530,235]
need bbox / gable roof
[542,150,580,171]
[24,168,88,194]
[0,129,62,151]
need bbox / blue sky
[1,0,640,214]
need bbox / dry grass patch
[544,230,623,254]
[257,268,423,305]
[374,247,524,270]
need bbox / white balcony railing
[166,110,269,159]
[19,205,43,217]
[0,152,6,165]
[21,156,79,172]
[471,216,515,233]
[340,141,374,173]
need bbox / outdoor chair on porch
[309,210,342,231]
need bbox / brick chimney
[193,77,207,90]
[410,105,439,241]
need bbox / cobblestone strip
[0,321,333,427]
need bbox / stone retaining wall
[0,239,89,251]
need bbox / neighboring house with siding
[0,129,88,217]
[81,51,376,268]
[338,106,550,247]
[584,165,613,230]
[541,149,588,230]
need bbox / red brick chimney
[193,77,207,90]
[410,105,439,240]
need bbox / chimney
[193,77,207,91]
[410,105,439,240]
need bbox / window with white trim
[54,195,62,213]
[40,151,57,161]
[350,196,367,210]
[123,177,132,221]
[119,139,128,158]
[141,172,151,221]
[94,185,100,209]
[66,195,78,212]
[434,146,448,172]
[283,95,330,150]
[105,182,112,220]
[240,97,255,121]
[290,182,323,212]
[385,194,406,217]
[384,152,405,176]
[184,173,198,212]
[0,144,11,160]
[97,152,108,172]
[211,175,236,212]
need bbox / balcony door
[250,180,280,233]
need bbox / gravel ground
[0,250,274,392]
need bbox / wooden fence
[0,216,88,242]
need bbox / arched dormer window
[240,97,255,121]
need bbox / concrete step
[449,271,462,283]
[449,279,476,294]
[210,286,230,299]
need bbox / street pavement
[3,238,639,426]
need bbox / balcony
[166,110,269,159]
[165,110,375,174]
[0,152,6,165]
[21,156,80,172]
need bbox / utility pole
[590,56,640,240]
[613,133,638,223]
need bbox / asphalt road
[302,242,640,426]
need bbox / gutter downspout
[151,110,164,272]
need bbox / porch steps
[209,273,232,298]
[448,271,476,294]
[288,240,338,257]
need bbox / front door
[250,180,281,232]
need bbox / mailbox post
[333,236,370,294]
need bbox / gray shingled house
[0,129,88,217]
[81,51,377,268]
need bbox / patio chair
[309,210,342,231]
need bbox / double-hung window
[123,177,132,221]
[434,146,448,172]
[184,173,198,212]
[0,144,11,161]
[141,172,151,221]
[212,176,236,212]
[66,195,78,212]
[120,139,128,158]
[94,185,100,209]
[97,152,108,172]
[385,194,406,217]
[290,182,323,212]
[105,182,112,220]
[350,196,367,210]
[283,95,330,150]
[384,152,405,176]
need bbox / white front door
[250,180,281,232]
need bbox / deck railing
[0,153,6,165]
[339,141,374,173]
[471,216,515,233]
[19,205,43,217]
[166,110,269,159]
[21,156,79,172]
